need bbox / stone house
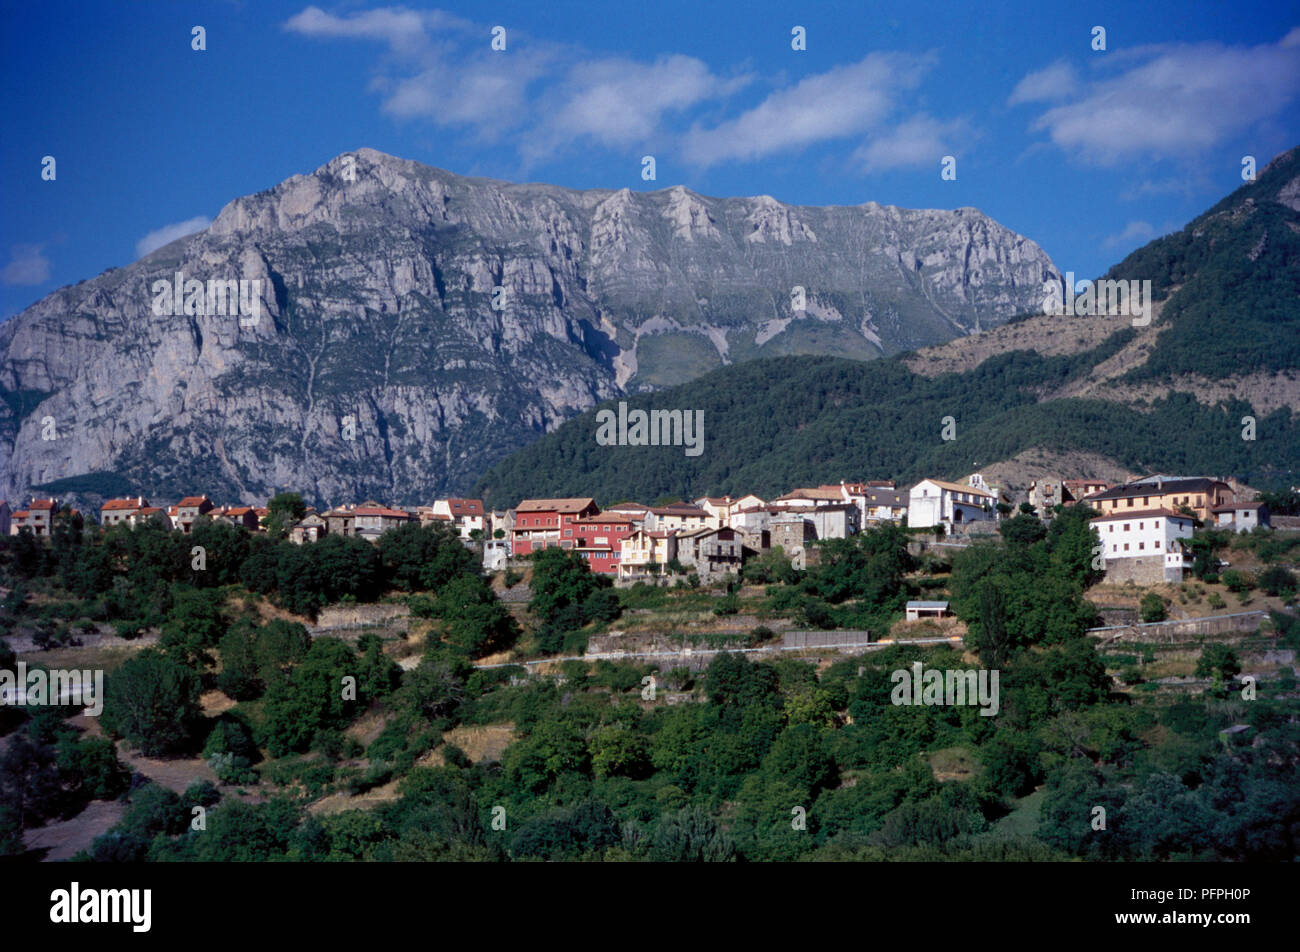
[354,503,413,542]
[290,512,329,544]
[100,497,148,527]
[173,495,215,534]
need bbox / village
[1,471,1277,592]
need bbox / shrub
[1139,593,1166,623]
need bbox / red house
[565,512,636,574]
[511,498,599,556]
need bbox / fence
[1087,610,1268,643]
[782,629,872,648]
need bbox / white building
[430,498,486,539]
[908,478,997,531]
[1211,501,1268,534]
[1091,508,1195,583]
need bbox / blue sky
[3,0,1298,319]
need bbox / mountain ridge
[475,144,1300,505]
[0,148,1059,504]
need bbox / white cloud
[1103,220,1155,248]
[1,244,51,286]
[682,53,935,166]
[522,55,750,160]
[1021,32,1300,165]
[284,8,951,173]
[135,217,211,259]
[284,6,470,58]
[855,115,972,172]
[378,52,552,131]
[1103,219,1180,251]
[1008,61,1078,105]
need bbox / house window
[1127,498,1134,507]
[1124,543,1129,551]
[1112,544,1118,553]
[565,530,572,537]
[1123,524,1130,532]
[1139,542,1145,550]
[1154,540,1161,549]
[1153,520,1160,529]
[1139,522,1144,530]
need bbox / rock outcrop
[0,148,1059,503]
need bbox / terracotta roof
[355,506,411,518]
[1089,508,1194,522]
[225,506,254,516]
[139,507,164,515]
[1212,501,1264,511]
[12,510,29,518]
[28,499,56,510]
[101,498,146,510]
[176,496,210,507]
[516,498,597,513]
[777,488,844,502]
[445,498,484,515]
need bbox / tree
[101,649,203,756]
[159,586,228,666]
[1257,566,1297,599]
[1139,592,1167,623]
[432,575,518,656]
[378,522,477,592]
[194,798,301,861]
[999,513,1047,547]
[589,725,650,779]
[527,547,603,623]
[259,638,360,757]
[649,806,736,862]
[763,724,837,797]
[1195,643,1241,695]
[263,492,307,539]
[403,653,468,721]
[56,737,131,802]
[0,734,63,832]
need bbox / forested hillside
[478,148,1300,507]
[477,350,1298,507]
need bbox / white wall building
[1091,508,1195,582]
[908,478,996,531]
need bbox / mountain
[0,149,1058,506]
[476,146,1300,506]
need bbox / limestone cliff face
[0,148,1058,504]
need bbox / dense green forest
[1105,145,1300,380]
[2,506,1297,862]
[476,348,1298,507]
